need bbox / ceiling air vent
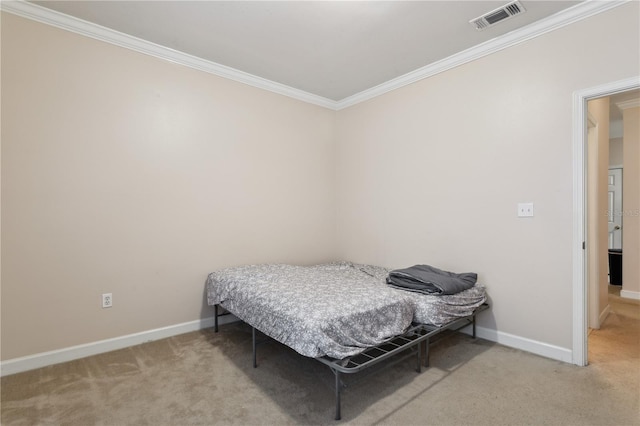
[470,1,526,31]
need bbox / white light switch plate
[518,203,534,217]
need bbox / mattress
[206,262,416,359]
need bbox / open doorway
[584,92,639,332]
[572,77,640,366]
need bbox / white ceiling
[29,1,585,102]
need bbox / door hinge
[582,241,586,250]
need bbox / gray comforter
[206,262,416,359]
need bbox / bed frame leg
[472,315,477,339]
[252,327,257,368]
[214,305,219,332]
[334,370,341,421]
[423,338,430,368]
[416,339,422,373]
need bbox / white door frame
[572,76,640,366]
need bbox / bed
[206,261,488,420]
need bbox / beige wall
[1,13,336,360]
[335,3,639,349]
[2,2,639,362]
[622,106,640,296]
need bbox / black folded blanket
[386,264,477,295]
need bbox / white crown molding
[1,0,628,111]
[335,0,630,110]
[0,0,337,110]
[616,98,640,110]
[1,0,630,111]
[1,0,629,111]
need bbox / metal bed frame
[214,303,489,421]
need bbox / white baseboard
[620,289,640,300]
[0,314,238,377]
[461,325,573,364]
[599,304,611,327]
[2,316,574,377]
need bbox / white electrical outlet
[102,293,113,308]
[517,203,534,217]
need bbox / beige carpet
[2,297,639,425]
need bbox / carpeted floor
[2,294,639,425]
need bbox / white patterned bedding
[206,262,416,359]
[411,284,487,326]
[206,261,487,359]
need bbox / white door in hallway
[608,168,622,249]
